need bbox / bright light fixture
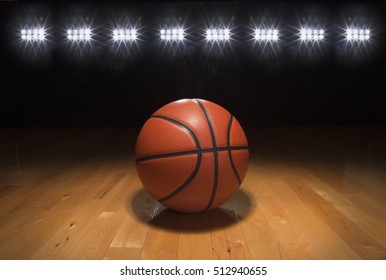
[160,28,184,41]
[67,28,92,41]
[113,29,137,41]
[345,28,370,41]
[206,28,230,41]
[21,28,46,41]
[255,29,279,41]
[300,28,325,41]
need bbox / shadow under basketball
[129,187,254,233]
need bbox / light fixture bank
[19,26,372,44]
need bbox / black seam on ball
[195,99,218,211]
[152,115,201,150]
[158,152,202,203]
[136,146,248,162]
[150,115,202,203]
[227,115,242,185]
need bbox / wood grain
[0,127,385,259]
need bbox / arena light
[21,28,46,41]
[300,28,325,41]
[345,28,370,42]
[160,28,184,41]
[206,28,231,42]
[112,28,137,41]
[255,28,279,41]
[67,28,92,41]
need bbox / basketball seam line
[195,99,218,211]
[227,115,242,185]
[135,146,249,162]
[152,115,201,150]
[151,115,203,203]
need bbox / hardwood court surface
[0,126,385,260]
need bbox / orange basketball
[135,98,249,213]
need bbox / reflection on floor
[0,126,385,259]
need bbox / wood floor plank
[284,178,386,259]
[1,127,385,260]
[107,173,151,251]
[178,231,213,260]
[66,211,125,260]
[241,210,288,260]
[174,210,213,260]
[212,223,251,260]
[65,173,132,260]
[263,178,362,259]
[233,180,288,260]
[244,160,331,260]
[139,226,179,260]
[0,200,78,259]
[103,247,142,260]
[0,167,128,258]
[31,169,133,260]
[1,170,129,259]
[0,163,74,220]
[0,159,107,242]
[244,158,362,260]
[244,179,325,259]
[296,167,386,248]
[109,215,150,250]
[139,210,180,260]
[31,199,104,260]
[301,161,386,218]
[210,198,251,260]
[346,192,386,220]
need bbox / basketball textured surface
[135,98,249,213]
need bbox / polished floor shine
[0,127,385,260]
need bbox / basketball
[135,98,249,213]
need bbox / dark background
[0,0,385,127]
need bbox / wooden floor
[0,126,385,260]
